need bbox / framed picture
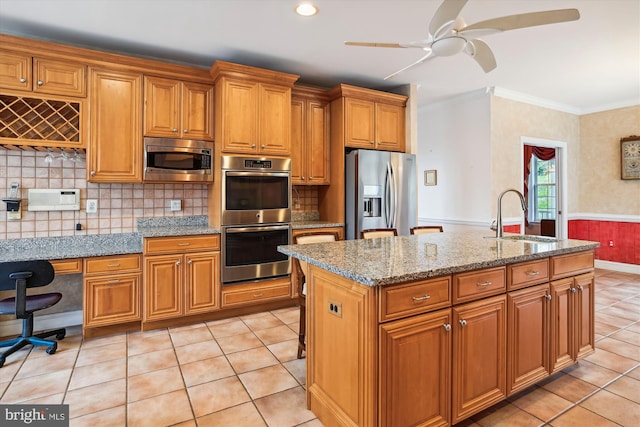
[424,169,437,186]
[621,136,640,180]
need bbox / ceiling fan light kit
[345,0,580,78]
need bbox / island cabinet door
[379,308,451,427]
[452,295,507,424]
[507,284,551,396]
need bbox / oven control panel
[244,159,272,169]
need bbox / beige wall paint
[579,106,640,215]
[490,96,581,218]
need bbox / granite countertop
[292,221,344,230]
[278,230,600,287]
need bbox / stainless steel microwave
[143,137,213,183]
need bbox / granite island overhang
[277,230,600,427]
[277,230,600,287]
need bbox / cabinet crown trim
[327,83,407,106]
[210,60,299,87]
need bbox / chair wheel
[56,331,66,340]
[46,343,57,355]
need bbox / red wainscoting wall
[569,220,640,265]
[502,221,639,265]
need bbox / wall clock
[621,135,640,180]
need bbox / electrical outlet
[86,199,98,213]
[170,199,182,211]
[328,300,342,318]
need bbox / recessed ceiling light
[295,3,318,17]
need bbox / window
[528,156,556,222]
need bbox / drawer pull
[459,319,467,327]
[108,279,120,283]
[412,294,431,302]
[107,263,120,267]
[443,323,451,331]
[476,281,492,287]
[253,293,263,298]
[526,271,540,276]
[177,243,190,246]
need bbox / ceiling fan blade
[429,0,469,37]
[384,51,434,80]
[460,9,580,33]
[344,42,407,48]
[466,39,496,73]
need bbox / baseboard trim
[595,260,640,274]
[0,310,82,337]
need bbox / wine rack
[0,93,84,148]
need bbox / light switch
[170,199,182,211]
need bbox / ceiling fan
[344,0,580,79]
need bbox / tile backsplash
[0,150,207,240]
[0,151,322,240]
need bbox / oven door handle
[225,225,291,233]
[225,171,290,178]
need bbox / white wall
[417,89,492,231]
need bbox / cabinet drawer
[379,276,451,322]
[51,258,83,275]
[508,258,549,290]
[453,266,506,304]
[222,278,291,307]
[550,251,594,279]
[144,234,220,254]
[84,254,142,275]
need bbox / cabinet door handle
[37,80,44,86]
[412,294,431,302]
[177,243,190,246]
[546,294,552,301]
[261,144,265,149]
[251,144,256,148]
[577,285,584,291]
[183,129,188,133]
[443,323,451,331]
[90,171,96,176]
[570,287,576,293]
[309,176,313,180]
[476,281,492,287]
[526,271,540,276]
[19,77,26,83]
[176,261,181,266]
[459,319,467,327]
[370,141,375,144]
[187,259,192,265]
[301,176,305,180]
[172,128,178,132]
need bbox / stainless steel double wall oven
[221,156,292,284]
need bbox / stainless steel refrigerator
[345,149,417,239]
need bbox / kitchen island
[278,231,599,427]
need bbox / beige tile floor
[0,268,638,426]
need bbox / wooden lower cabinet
[452,295,507,424]
[83,254,142,332]
[550,272,595,372]
[507,283,550,395]
[379,308,451,427]
[143,235,220,325]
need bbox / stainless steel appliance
[221,156,292,284]
[345,149,417,239]
[143,137,213,182]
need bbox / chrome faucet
[493,189,528,238]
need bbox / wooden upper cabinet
[291,86,330,185]
[330,84,407,153]
[211,61,299,156]
[88,68,143,182]
[0,50,86,97]
[143,76,213,140]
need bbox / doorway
[520,137,568,239]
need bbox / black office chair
[0,260,66,367]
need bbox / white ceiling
[1,0,638,114]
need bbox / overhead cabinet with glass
[211,60,299,156]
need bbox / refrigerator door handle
[390,161,398,228]
[385,162,392,228]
